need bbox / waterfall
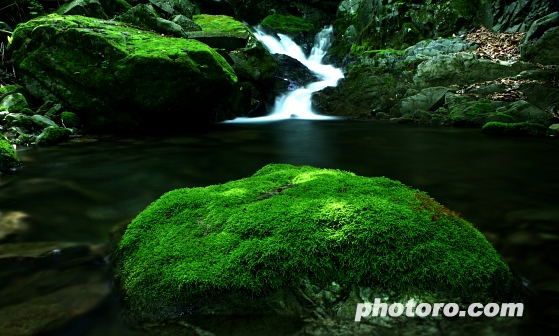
[226,26,344,122]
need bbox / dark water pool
[1,120,559,335]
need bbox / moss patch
[114,163,520,322]
[36,126,72,146]
[482,121,547,137]
[261,14,319,35]
[0,137,22,172]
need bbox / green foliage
[114,163,521,321]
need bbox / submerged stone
[113,164,522,323]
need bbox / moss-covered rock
[0,93,29,113]
[113,163,521,323]
[36,126,72,146]
[188,14,252,50]
[260,14,319,56]
[117,4,188,37]
[0,137,21,172]
[190,14,278,84]
[0,85,26,101]
[61,112,80,128]
[7,14,238,131]
[482,121,548,136]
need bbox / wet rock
[172,14,201,32]
[0,93,29,114]
[0,242,110,336]
[0,211,28,242]
[272,54,319,90]
[31,115,57,128]
[4,113,33,129]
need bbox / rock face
[521,12,559,65]
[272,54,319,91]
[113,163,521,323]
[7,14,239,131]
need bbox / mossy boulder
[0,93,29,113]
[117,4,188,37]
[61,112,80,128]
[190,15,279,84]
[260,14,319,55]
[7,14,238,131]
[36,126,72,146]
[0,85,26,101]
[113,163,521,323]
[482,121,548,136]
[0,137,22,172]
[188,14,252,50]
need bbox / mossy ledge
[113,164,521,322]
[482,121,548,137]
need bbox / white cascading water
[226,26,344,122]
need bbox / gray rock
[45,103,64,120]
[413,53,537,88]
[149,0,195,17]
[118,4,187,38]
[172,14,201,32]
[521,26,559,65]
[4,113,33,129]
[523,12,559,42]
[56,0,109,19]
[31,115,58,128]
[390,86,448,117]
[498,100,557,125]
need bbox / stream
[1,120,559,335]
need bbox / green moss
[464,100,493,117]
[193,14,247,34]
[36,126,72,146]
[482,121,547,136]
[60,111,80,128]
[0,137,22,172]
[261,14,319,35]
[114,163,521,321]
